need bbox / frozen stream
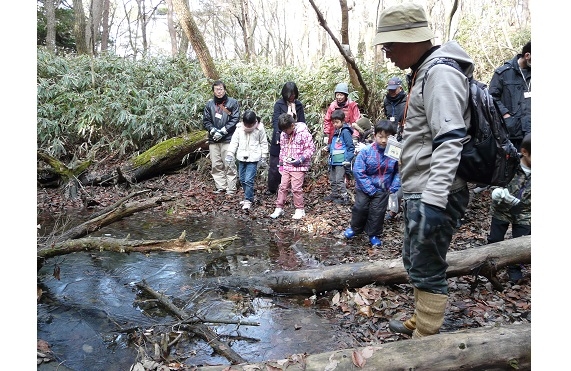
[37,213,358,370]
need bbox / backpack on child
[422,57,520,187]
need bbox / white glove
[212,130,224,142]
[491,187,520,206]
[209,128,217,136]
[323,136,329,145]
[224,154,234,165]
[355,142,367,153]
[258,157,268,169]
[219,127,228,135]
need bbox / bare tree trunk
[339,0,360,95]
[45,0,58,53]
[172,0,219,80]
[165,0,179,56]
[73,0,89,54]
[100,0,110,52]
[308,0,370,107]
[89,0,104,56]
[236,0,254,63]
[135,0,148,57]
[444,0,459,42]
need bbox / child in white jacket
[225,110,269,210]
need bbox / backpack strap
[421,57,463,95]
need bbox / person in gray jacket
[373,2,472,338]
[203,80,240,194]
[488,41,531,149]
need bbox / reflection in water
[37,213,355,370]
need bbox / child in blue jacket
[344,120,401,247]
[324,109,355,204]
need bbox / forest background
[18,0,559,368]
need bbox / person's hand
[417,202,448,244]
[323,136,329,145]
[258,157,268,169]
[212,129,224,142]
[492,187,520,206]
[278,165,284,175]
[341,161,351,170]
[209,128,217,136]
[288,156,304,167]
[224,154,234,165]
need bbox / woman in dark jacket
[266,82,306,194]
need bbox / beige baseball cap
[373,2,435,45]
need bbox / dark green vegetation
[37,48,395,162]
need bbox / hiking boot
[344,227,356,239]
[508,265,523,283]
[323,194,337,202]
[292,208,305,220]
[270,208,284,219]
[241,200,251,210]
[369,236,382,247]
[388,319,414,336]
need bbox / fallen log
[38,232,240,261]
[209,235,531,295]
[196,322,531,371]
[46,194,175,245]
[135,280,247,365]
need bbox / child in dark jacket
[324,109,355,205]
[344,120,401,247]
[487,133,531,283]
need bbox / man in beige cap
[374,2,473,339]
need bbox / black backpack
[422,57,520,187]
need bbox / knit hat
[373,2,435,45]
[353,117,372,134]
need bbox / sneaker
[344,227,355,239]
[263,190,276,196]
[292,209,305,220]
[241,200,251,210]
[385,211,397,220]
[213,188,226,194]
[270,208,284,219]
[369,236,382,247]
[323,194,337,202]
[226,190,236,196]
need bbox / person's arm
[353,150,375,195]
[343,129,355,162]
[295,100,306,123]
[488,70,510,118]
[223,98,240,133]
[203,102,214,132]
[422,65,469,209]
[259,124,269,158]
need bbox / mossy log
[37,151,93,188]
[86,132,208,185]
[38,132,209,188]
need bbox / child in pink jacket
[270,113,315,220]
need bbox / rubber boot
[388,287,418,335]
[412,289,448,339]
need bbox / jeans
[238,161,258,202]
